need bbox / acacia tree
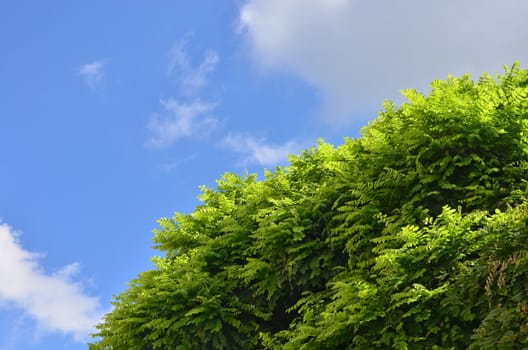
[91,63,528,349]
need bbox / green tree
[90,63,528,349]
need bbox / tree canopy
[90,63,528,349]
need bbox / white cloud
[146,99,219,148]
[0,222,104,342]
[77,60,108,91]
[146,38,222,149]
[239,0,528,122]
[168,38,220,96]
[222,133,300,166]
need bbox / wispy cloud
[168,37,220,96]
[146,99,219,148]
[0,222,104,342]
[222,133,300,166]
[77,60,108,91]
[146,37,222,149]
[239,0,528,122]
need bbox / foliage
[90,63,528,349]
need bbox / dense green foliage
[91,64,528,349]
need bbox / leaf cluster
[90,63,528,349]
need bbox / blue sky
[1,1,527,349]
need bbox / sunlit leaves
[91,64,528,349]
